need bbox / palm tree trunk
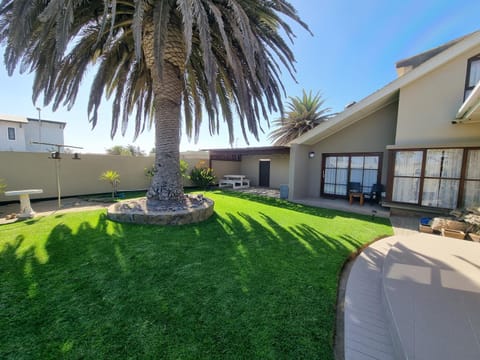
[143,22,184,204]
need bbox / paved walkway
[344,218,480,360]
[0,197,110,225]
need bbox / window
[392,151,423,204]
[390,147,479,209]
[421,149,463,208]
[322,153,382,196]
[464,149,480,207]
[464,55,480,100]
[7,127,15,140]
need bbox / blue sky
[1,0,480,154]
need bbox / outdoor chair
[348,182,362,194]
[348,182,364,205]
[364,183,385,204]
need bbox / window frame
[464,54,480,100]
[321,152,383,197]
[387,147,480,209]
[7,127,16,141]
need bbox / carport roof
[205,146,290,161]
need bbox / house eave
[455,81,480,123]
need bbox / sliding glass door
[390,147,480,209]
[322,153,382,197]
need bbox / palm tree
[0,1,309,206]
[100,170,120,199]
[268,90,332,145]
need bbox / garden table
[4,189,43,218]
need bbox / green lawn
[0,191,392,359]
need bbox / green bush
[190,167,216,189]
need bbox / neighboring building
[207,147,290,188]
[0,114,66,152]
[289,31,480,213]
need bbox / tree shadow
[0,206,390,359]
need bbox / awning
[456,81,480,123]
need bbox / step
[344,237,398,359]
[382,235,480,360]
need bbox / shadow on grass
[0,205,387,359]
[212,190,391,226]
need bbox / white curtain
[392,151,422,203]
[394,151,423,177]
[393,177,420,204]
[464,150,480,207]
[422,179,459,208]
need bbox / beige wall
[240,154,289,188]
[210,154,289,188]
[0,151,209,202]
[289,144,309,199]
[290,102,398,199]
[396,45,480,146]
[211,160,242,183]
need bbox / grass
[0,191,393,359]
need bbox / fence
[0,151,209,202]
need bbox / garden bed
[419,206,480,241]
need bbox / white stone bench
[219,175,250,190]
[5,189,43,218]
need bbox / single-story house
[207,146,290,188]
[289,31,480,213]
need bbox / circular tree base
[107,195,214,225]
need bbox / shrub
[100,170,120,199]
[190,163,216,189]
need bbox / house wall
[0,121,26,151]
[239,154,289,188]
[289,144,310,199]
[396,45,480,146]
[290,102,398,199]
[0,151,209,202]
[210,160,242,183]
[24,121,66,152]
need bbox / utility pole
[36,107,42,151]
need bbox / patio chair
[364,183,384,204]
[348,182,364,205]
[347,182,362,194]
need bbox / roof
[205,146,290,161]
[395,32,476,72]
[293,31,480,146]
[27,117,67,126]
[0,114,28,123]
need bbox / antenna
[30,141,83,208]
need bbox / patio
[231,187,391,218]
[343,219,480,360]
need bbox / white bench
[219,175,250,190]
[5,189,43,218]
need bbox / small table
[5,189,43,218]
[349,192,364,206]
[219,175,250,189]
